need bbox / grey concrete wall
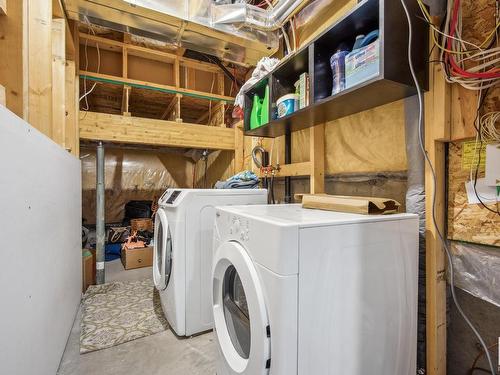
[0,107,82,375]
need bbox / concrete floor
[57,259,217,375]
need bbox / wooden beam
[0,84,5,106]
[122,46,128,78]
[160,94,178,120]
[277,162,312,177]
[0,0,27,118]
[253,162,312,178]
[52,0,63,18]
[424,52,449,375]
[28,0,53,137]
[0,0,6,16]
[79,111,236,150]
[79,70,235,103]
[65,60,78,156]
[51,18,66,147]
[121,85,131,116]
[175,93,182,122]
[234,122,244,173]
[310,124,325,194]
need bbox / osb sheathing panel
[81,147,193,224]
[447,142,500,247]
[243,100,407,174]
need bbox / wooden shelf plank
[79,111,236,150]
[0,0,6,16]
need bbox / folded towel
[215,170,259,189]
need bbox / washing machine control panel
[165,190,181,204]
[230,215,250,242]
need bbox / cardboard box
[82,249,96,292]
[297,193,400,215]
[121,246,153,270]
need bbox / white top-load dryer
[153,188,267,337]
[212,204,419,375]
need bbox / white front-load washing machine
[212,204,419,375]
[153,188,267,337]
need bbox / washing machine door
[153,209,173,291]
[212,241,271,375]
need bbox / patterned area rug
[80,278,169,353]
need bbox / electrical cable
[80,18,101,109]
[417,0,500,90]
[399,1,497,374]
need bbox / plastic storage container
[276,94,299,118]
[345,39,380,89]
[330,50,350,95]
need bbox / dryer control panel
[230,215,250,242]
[159,189,182,205]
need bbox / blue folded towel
[215,171,259,189]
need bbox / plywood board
[448,141,500,246]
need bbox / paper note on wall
[484,143,500,187]
[465,178,498,205]
[462,140,486,171]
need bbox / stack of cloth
[215,170,259,189]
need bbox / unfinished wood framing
[0,0,27,118]
[28,0,53,137]
[0,84,5,106]
[77,31,232,125]
[65,60,79,156]
[121,85,131,116]
[424,60,449,375]
[52,18,66,146]
[309,124,325,194]
[79,111,236,150]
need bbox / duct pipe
[404,96,426,373]
[213,0,307,31]
[96,142,106,284]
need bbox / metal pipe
[96,142,105,284]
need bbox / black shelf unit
[243,0,428,137]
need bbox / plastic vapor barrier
[450,241,500,308]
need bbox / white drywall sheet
[0,107,82,375]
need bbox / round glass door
[212,241,271,375]
[223,265,251,359]
[153,210,173,291]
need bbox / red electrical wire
[445,0,500,79]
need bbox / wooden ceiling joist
[79,111,236,150]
